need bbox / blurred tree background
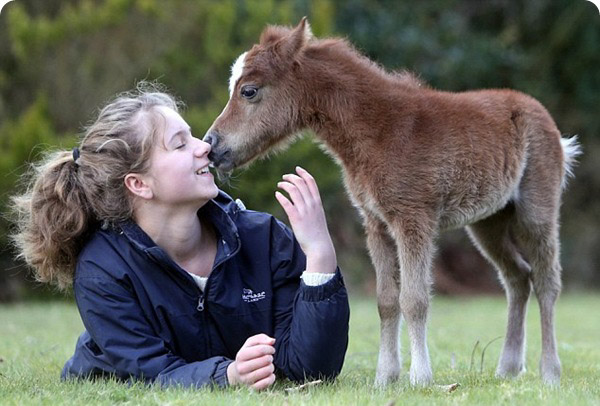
[0,0,598,301]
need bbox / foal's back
[372,85,564,230]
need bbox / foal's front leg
[390,216,436,386]
[365,215,402,386]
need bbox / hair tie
[72,147,80,166]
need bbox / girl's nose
[193,138,212,157]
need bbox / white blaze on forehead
[228,51,247,98]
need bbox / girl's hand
[227,334,276,390]
[275,166,337,274]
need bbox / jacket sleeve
[67,274,232,388]
[269,218,350,382]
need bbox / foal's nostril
[202,130,233,168]
[202,130,219,149]
[203,134,214,148]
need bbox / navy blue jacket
[62,192,350,388]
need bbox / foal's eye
[240,85,258,100]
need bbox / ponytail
[11,150,95,290]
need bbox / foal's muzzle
[203,130,233,171]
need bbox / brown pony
[204,18,581,386]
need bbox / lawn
[1,294,599,405]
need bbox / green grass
[1,294,599,405]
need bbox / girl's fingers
[236,354,274,375]
[252,372,276,391]
[247,363,276,387]
[295,166,321,202]
[282,173,312,203]
[277,181,306,211]
[237,344,275,362]
[275,191,298,220]
[243,334,275,347]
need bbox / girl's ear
[124,173,154,200]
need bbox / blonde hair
[10,82,180,290]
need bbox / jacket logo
[242,288,266,303]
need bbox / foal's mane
[305,37,425,90]
[258,24,425,91]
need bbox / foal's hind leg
[513,211,562,385]
[365,214,402,386]
[467,204,532,378]
[511,131,563,385]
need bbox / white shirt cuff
[301,271,335,286]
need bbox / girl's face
[144,106,219,208]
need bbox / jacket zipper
[195,289,209,355]
[197,294,205,311]
[195,234,241,313]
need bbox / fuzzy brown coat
[204,18,580,386]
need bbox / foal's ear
[278,17,313,59]
[295,17,314,43]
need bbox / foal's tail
[560,135,582,190]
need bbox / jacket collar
[119,191,241,262]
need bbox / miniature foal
[204,18,580,386]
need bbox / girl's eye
[175,143,186,150]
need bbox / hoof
[540,359,561,386]
[409,366,433,387]
[374,370,399,387]
[374,357,400,387]
[496,363,526,379]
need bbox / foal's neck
[299,41,417,167]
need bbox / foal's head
[204,18,313,175]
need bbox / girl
[11,83,349,390]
